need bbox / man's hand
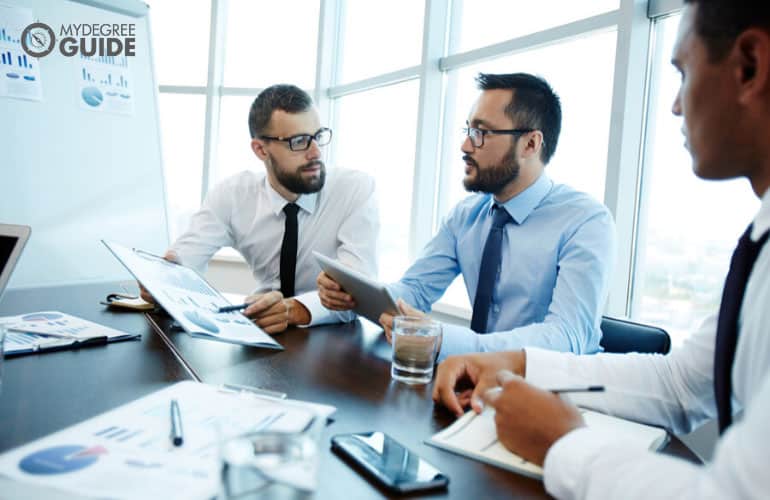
[484,370,585,467]
[378,298,426,343]
[138,250,179,304]
[317,271,355,311]
[243,291,311,334]
[432,351,525,417]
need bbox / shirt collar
[264,176,318,216]
[751,187,770,241]
[491,173,553,224]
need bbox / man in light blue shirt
[319,73,615,359]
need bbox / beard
[268,153,326,194]
[462,145,520,194]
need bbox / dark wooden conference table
[0,282,701,499]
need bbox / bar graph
[0,49,33,70]
[80,67,129,88]
[0,4,42,100]
[0,27,29,44]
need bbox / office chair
[599,316,671,354]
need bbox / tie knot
[283,203,299,217]
[491,205,512,229]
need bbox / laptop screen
[0,236,17,275]
[0,225,31,303]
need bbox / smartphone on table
[331,431,449,494]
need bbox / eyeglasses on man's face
[259,127,333,152]
[462,123,535,148]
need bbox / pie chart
[19,445,107,475]
[183,309,220,334]
[81,86,103,107]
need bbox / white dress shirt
[524,187,770,499]
[170,167,379,326]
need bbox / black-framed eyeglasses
[259,127,332,152]
[462,124,535,148]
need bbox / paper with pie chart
[78,54,133,115]
[0,311,139,355]
[0,381,331,499]
[102,240,282,350]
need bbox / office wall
[1,0,168,288]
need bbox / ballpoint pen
[170,399,184,447]
[217,303,249,313]
[484,385,605,398]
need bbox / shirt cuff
[438,324,480,361]
[524,347,575,388]
[293,291,328,327]
[293,291,355,327]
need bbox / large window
[455,0,619,52]
[334,80,421,281]
[338,0,424,83]
[148,0,320,241]
[148,1,751,336]
[222,0,319,89]
[440,31,617,217]
[631,13,759,343]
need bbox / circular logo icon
[21,22,56,58]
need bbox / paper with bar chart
[0,381,333,499]
[0,4,42,101]
[78,54,133,115]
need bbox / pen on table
[170,399,184,447]
[217,303,249,313]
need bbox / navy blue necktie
[714,224,769,434]
[470,205,512,333]
[280,203,300,297]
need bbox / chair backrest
[600,316,671,354]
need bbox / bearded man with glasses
[320,72,615,359]
[143,84,379,334]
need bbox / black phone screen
[331,432,448,493]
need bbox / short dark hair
[684,1,770,61]
[248,84,313,138]
[475,72,561,164]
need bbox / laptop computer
[0,224,31,303]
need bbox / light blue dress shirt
[388,173,616,360]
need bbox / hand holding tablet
[313,252,399,324]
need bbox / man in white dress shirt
[148,84,378,333]
[433,2,770,497]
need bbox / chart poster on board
[78,53,134,115]
[0,3,43,101]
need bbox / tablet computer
[313,251,398,324]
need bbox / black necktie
[714,224,769,434]
[280,203,300,298]
[470,205,512,333]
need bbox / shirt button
[493,304,501,314]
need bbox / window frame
[156,0,688,322]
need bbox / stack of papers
[1,311,139,356]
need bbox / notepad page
[428,408,668,479]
